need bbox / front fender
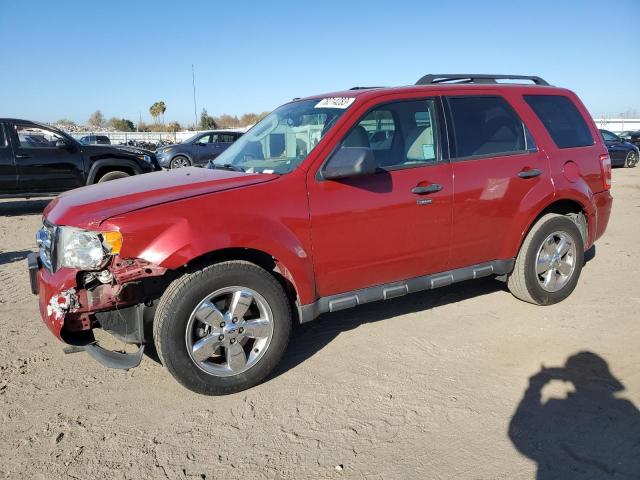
[101,177,316,304]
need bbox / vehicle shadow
[0,198,51,217]
[508,351,640,478]
[270,277,506,381]
[0,249,32,266]
[271,246,598,382]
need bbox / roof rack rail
[415,74,550,86]
[349,86,384,90]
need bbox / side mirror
[323,147,377,180]
[55,139,69,149]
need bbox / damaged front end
[30,241,170,369]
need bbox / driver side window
[15,125,65,149]
[339,99,440,169]
[195,134,212,144]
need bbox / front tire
[170,156,191,169]
[153,261,292,395]
[507,214,584,305]
[624,150,638,168]
[97,170,130,182]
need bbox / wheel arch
[87,159,142,184]
[515,197,591,257]
[184,247,303,323]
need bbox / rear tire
[153,261,292,395]
[507,214,584,305]
[97,170,130,183]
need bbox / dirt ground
[1,168,639,480]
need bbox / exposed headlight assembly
[37,224,123,272]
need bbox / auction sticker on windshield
[315,97,355,109]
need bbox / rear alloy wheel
[508,214,584,305]
[153,261,292,395]
[170,156,191,169]
[625,150,638,168]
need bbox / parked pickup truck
[29,74,613,395]
[0,119,160,197]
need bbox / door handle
[411,183,442,195]
[517,168,542,179]
[15,154,31,160]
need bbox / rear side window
[524,95,593,149]
[446,96,531,159]
[0,125,6,147]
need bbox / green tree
[88,110,105,128]
[108,118,135,132]
[199,109,217,130]
[149,101,167,125]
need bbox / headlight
[38,225,123,271]
[142,154,152,163]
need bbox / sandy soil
[1,168,639,480]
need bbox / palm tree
[149,101,167,125]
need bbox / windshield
[211,98,354,174]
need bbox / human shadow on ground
[0,198,51,217]
[0,249,32,266]
[509,351,640,479]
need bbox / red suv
[29,74,613,395]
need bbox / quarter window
[524,95,593,149]
[447,96,530,158]
[338,99,439,169]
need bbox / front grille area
[36,222,57,272]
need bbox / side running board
[300,259,514,323]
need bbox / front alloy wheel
[186,287,274,377]
[625,150,638,168]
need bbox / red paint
[33,83,613,341]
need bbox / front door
[0,123,17,193]
[10,123,84,193]
[308,98,453,297]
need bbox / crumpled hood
[44,167,277,229]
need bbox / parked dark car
[155,130,243,168]
[618,130,640,148]
[79,135,111,145]
[0,119,160,197]
[599,129,638,167]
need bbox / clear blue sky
[0,0,638,126]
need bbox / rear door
[446,95,550,268]
[10,122,85,193]
[0,123,17,193]
[214,132,237,158]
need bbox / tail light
[599,153,611,190]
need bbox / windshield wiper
[208,162,245,172]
